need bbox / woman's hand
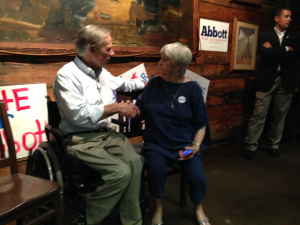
[119,100,140,118]
[178,145,200,161]
[101,100,140,120]
[178,126,206,160]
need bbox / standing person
[244,8,300,159]
[53,25,145,225]
[135,42,211,225]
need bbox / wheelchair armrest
[45,124,67,138]
[111,118,128,127]
[45,124,68,147]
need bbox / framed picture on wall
[230,0,262,6]
[0,0,197,56]
[230,18,259,71]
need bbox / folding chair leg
[180,173,187,208]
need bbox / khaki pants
[65,131,143,225]
[245,76,293,151]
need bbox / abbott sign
[199,18,229,52]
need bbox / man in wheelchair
[53,25,145,225]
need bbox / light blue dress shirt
[53,56,144,133]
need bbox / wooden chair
[112,91,188,208]
[0,100,62,225]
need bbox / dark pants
[143,149,207,204]
[66,131,143,225]
[245,76,293,151]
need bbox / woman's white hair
[160,42,192,74]
[75,25,111,57]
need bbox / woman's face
[158,53,177,81]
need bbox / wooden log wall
[0,0,298,159]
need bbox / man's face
[90,35,115,69]
[275,9,292,32]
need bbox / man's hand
[101,101,140,120]
[263,41,272,48]
[119,100,140,118]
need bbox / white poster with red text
[0,83,47,159]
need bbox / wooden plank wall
[0,0,297,151]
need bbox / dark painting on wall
[231,0,262,6]
[0,0,194,54]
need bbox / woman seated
[135,42,211,225]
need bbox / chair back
[45,97,101,184]
[0,100,18,174]
[1,99,62,224]
[46,96,61,129]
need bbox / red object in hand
[183,149,192,158]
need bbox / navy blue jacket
[255,28,300,93]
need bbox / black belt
[68,127,109,135]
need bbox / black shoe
[268,148,280,157]
[244,150,255,159]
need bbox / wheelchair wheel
[27,143,65,213]
[38,142,65,191]
[27,146,54,181]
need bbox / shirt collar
[274,27,286,37]
[73,56,102,79]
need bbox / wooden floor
[64,137,300,225]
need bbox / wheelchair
[26,95,151,225]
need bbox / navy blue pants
[143,149,207,204]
